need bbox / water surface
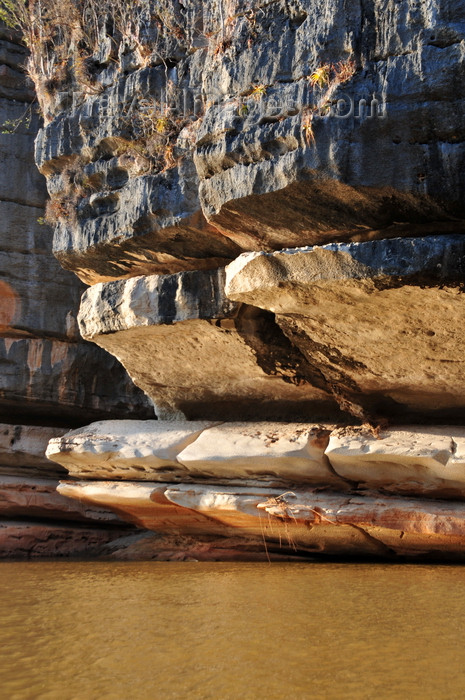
[0,561,464,699]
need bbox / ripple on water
[0,561,464,700]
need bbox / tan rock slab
[225,237,465,422]
[78,268,337,420]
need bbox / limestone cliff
[2,1,465,560]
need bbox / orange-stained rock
[0,476,124,523]
[57,481,465,560]
[58,481,216,533]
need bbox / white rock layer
[176,422,345,486]
[326,426,465,497]
[46,419,216,480]
[48,420,347,487]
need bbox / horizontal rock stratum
[56,480,465,561]
[47,420,345,488]
[47,421,465,500]
[44,420,465,561]
[77,236,465,422]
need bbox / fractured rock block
[176,422,346,487]
[46,419,216,481]
[46,420,347,488]
[78,268,339,420]
[326,426,465,499]
[225,235,465,421]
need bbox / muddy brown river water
[0,561,464,699]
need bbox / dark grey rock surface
[34,0,465,282]
[0,29,153,425]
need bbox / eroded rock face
[0,423,131,557]
[194,1,465,246]
[30,1,465,429]
[226,236,465,422]
[78,268,339,419]
[0,337,155,425]
[6,2,465,560]
[34,0,465,283]
[34,70,242,285]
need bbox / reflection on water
[0,561,464,699]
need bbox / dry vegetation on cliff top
[1,0,356,228]
[0,1,355,117]
[0,0,184,115]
